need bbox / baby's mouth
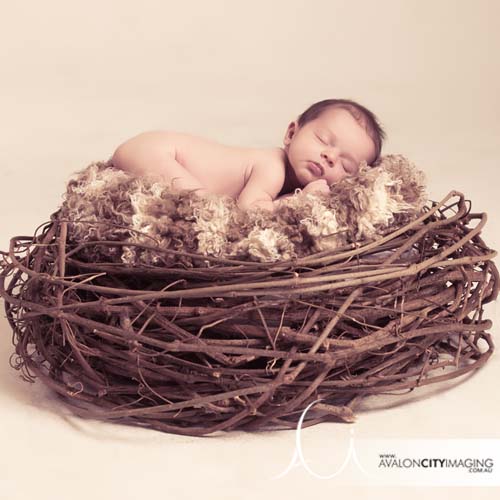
[308,162,324,176]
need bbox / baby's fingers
[311,179,328,186]
[303,179,331,194]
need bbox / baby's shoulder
[249,147,286,176]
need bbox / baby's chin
[297,164,320,185]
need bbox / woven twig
[0,191,497,436]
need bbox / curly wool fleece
[59,155,427,265]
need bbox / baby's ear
[283,120,299,145]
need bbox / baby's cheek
[326,169,348,184]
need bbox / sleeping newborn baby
[110,98,386,211]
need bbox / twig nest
[0,155,497,437]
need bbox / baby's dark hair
[297,98,387,164]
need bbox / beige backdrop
[1,0,499,498]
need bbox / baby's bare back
[112,130,282,199]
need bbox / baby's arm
[271,180,331,209]
[236,164,284,211]
[111,132,208,194]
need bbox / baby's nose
[320,150,338,166]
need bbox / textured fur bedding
[59,154,427,265]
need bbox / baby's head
[281,98,386,189]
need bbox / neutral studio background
[0,0,499,498]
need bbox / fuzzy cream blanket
[59,154,427,265]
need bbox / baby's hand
[302,179,331,195]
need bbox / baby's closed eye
[316,133,326,143]
[343,162,358,174]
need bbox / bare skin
[110,107,377,211]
